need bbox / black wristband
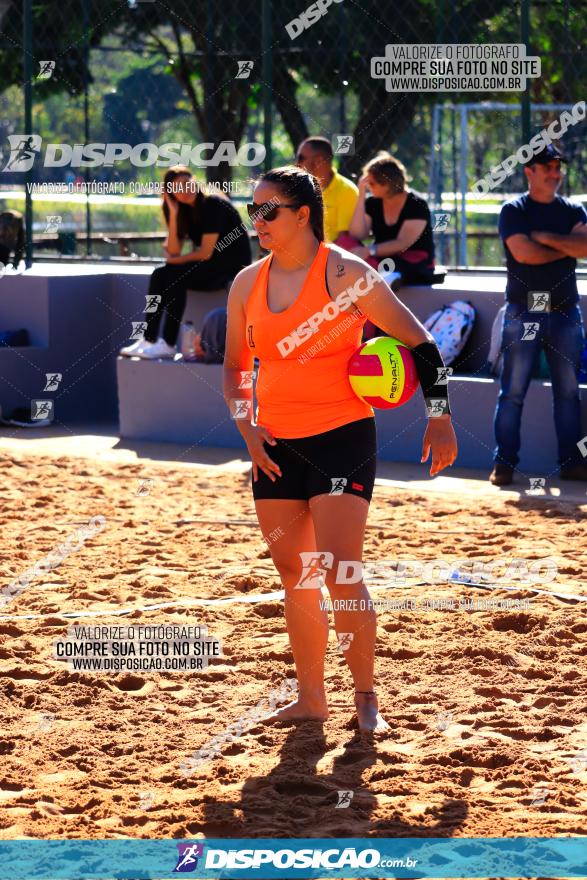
[411,341,452,417]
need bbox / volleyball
[348,336,419,409]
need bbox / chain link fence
[0,0,585,265]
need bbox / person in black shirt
[491,144,587,485]
[349,153,435,285]
[120,165,251,359]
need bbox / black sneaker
[0,406,53,428]
[489,463,514,486]
[560,463,587,481]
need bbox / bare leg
[309,493,390,733]
[255,498,329,722]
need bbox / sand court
[0,432,586,841]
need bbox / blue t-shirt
[498,193,587,311]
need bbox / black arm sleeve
[411,341,452,416]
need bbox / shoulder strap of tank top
[308,241,330,282]
[250,243,329,309]
[247,251,273,312]
[317,240,330,267]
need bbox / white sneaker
[120,338,151,358]
[140,338,176,360]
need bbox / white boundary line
[1,579,585,622]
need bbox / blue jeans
[494,303,584,468]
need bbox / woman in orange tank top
[224,167,457,732]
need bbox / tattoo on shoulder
[336,263,346,277]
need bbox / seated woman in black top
[348,153,435,286]
[120,164,251,359]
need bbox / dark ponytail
[260,166,324,241]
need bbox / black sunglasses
[246,202,300,223]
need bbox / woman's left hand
[165,252,184,264]
[421,416,458,476]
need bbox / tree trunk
[273,59,310,154]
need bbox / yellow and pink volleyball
[348,336,419,409]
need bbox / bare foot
[354,692,390,733]
[262,696,329,724]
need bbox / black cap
[527,143,567,166]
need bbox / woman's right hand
[358,174,370,193]
[243,424,282,482]
[164,190,179,214]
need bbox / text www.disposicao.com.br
[69,657,199,671]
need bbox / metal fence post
[521,0,531,144]
[338,3,347,134]
[459,104,468,268]
[23,0,33,267]
[262,0,272,172]
[204,0,215,183]
[83,0,92,255]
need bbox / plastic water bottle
[179,321,197,361]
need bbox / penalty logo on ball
[347,336,418,409]
[387,350,400,400]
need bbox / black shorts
[252,417,377,502]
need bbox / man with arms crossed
[491,144,587,485]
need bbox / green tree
[1,0,584,185]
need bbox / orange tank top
[244,241,373,438]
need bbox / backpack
[423,300,476,366]
[200,307,227,364]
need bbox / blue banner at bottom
[0,838,586,879]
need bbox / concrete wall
[0,265,226,424]
[0,269,121,422]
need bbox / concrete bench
[116,357,587,473]
[0,265,130,423]
[1,263,586,475]
[115,271,587,472]
[0,264,229,423]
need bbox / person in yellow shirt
[295,137,358,243]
